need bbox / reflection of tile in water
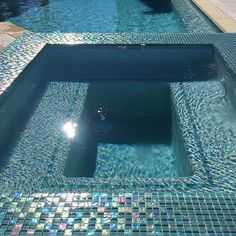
[94,143,176,178]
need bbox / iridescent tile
[97,207,104,212]
[103,217,111,224]
[31,218,38,224]
[73,223,81,231]
[76,212,83,218]
[64,229,73,235]
[9,218,17,224]
[95,223,102,230]
[118,218,125,224]
[33,193,42,198]
[43,207,49,213]
[82,218,89,224]
[35,212,41,218]
[38,202,45,208]
[18,213,26,218]
[27,229,35,235]
[118,207,125,213]
[67,218,75,225]
[110,223,117,231]
[28,208,36,213]
[112,197,119,202]
[56,207,63,213]
[102,229,109,236]
[31,203,37,207]
[62,212,69,219]
[111,212,118,218]
[84,202,92,208]
[36,223,44,230]
[119,197,126,203]
[58,223,67,231]
[45,224,52,230]
[80,222,88,230]
[49,229,58,235]
[124,207,132,213]
[71,202,78,209]
[96,218,103,224]
[118,223,125,230]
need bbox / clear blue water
[5,0,186,33]
[0,45,220,180]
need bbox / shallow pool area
[0,33,236,234]
[2,0,220,33]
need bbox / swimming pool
[0,33,236,235]
[1,0,220,33]
[3,44,218,183]
[0,33,235,193]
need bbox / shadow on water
[0,79,47,171]
[140,0,172,14]
[0,0,49,21]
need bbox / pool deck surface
[0,22,27,51]
[193,0,236,32]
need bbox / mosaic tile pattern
[0,192,236,235]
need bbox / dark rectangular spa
[0,44,222,179]
[28,44,217,82]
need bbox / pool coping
[192,0,236,32]
[0,22,27,51]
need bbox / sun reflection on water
[62,121,77,139]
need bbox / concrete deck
[193,0,236,32]
[0,22,27,52]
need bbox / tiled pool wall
[172,0,220,32]
[0,33,236,235]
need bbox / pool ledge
[193,0,236,32]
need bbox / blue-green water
[2,0,219,33]
[0,45,221,181]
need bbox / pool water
[0,0,49,21]
[0,44,223,183]
[63,81,175,178]
[1,0,219,33]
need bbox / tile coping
[192,0,236,32]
